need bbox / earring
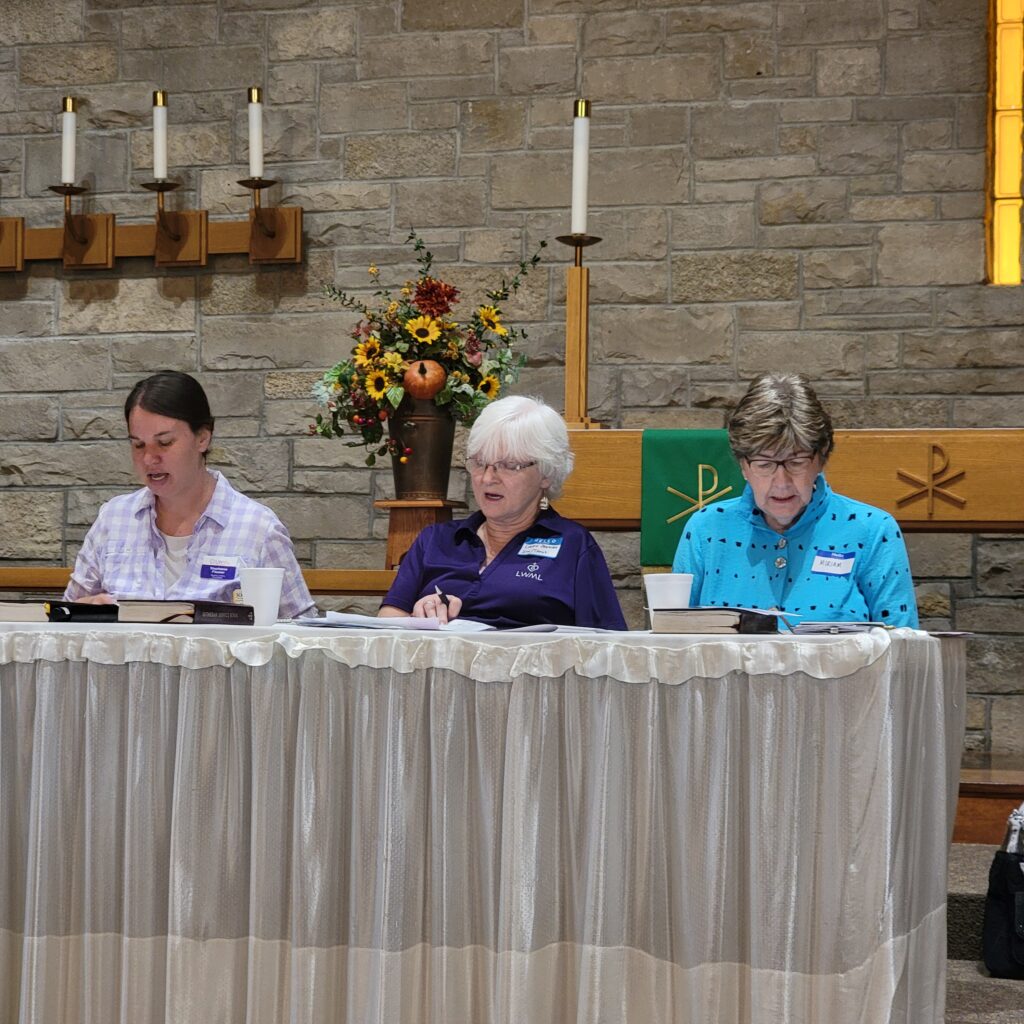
[539,495,550,510]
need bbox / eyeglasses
[466,457,537,476]
[744,453,817,477]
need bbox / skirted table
[0,625,965,1024]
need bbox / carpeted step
[947,842,996,961]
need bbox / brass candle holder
[140,180,208,267]
[555,232,603,429]
[47,183,114,269]
[237,176,302,264]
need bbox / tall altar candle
[248,87,264,179]
[152,90,168,180]
[60,96,77,185]
[570,98,591,235]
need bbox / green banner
[640,430,747,566]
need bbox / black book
[0,600,118,623]
[649,607,778,634]
[47,601,119,623]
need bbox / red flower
[415,276,459,318]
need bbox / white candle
[152,90,168,180]
[248,86,264,179]
[60,96,77,185]
[570,98,591,235]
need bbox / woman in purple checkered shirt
[64,371,315,618]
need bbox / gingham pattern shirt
[65,470,316,619]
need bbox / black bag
[981,802,1024,979]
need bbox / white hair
[466,395,575,498]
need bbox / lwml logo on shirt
[516,561,544,581]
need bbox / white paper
[791,621,886,635]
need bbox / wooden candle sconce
[0,178,302,273]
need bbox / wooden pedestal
[374,498,468,569]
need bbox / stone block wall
[0,0,1020,752]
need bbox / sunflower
[406,315,441,343]
[477,375,500,399]
[353,337,382,367]
[478,306,508,336]
[366,371,391,401]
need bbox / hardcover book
[116,600,255,625]
[649,607,778,634]
[0,601,118,623]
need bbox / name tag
[518,536,562,559]
[200,555,240,581]
[811,551,855,576]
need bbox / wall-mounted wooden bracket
[64,215,115,269]
[248,205,302,264]
[0,217,24,271]
[5,183,302,273]
[143,181,209,267]
[240,177,302,264]
[156,209,209,267]
[49,184,116,270]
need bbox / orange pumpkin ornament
[403,359,447,399]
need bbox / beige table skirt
[0,626,965,1024]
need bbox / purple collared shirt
[383,508,627,630]
[65,470,316,619]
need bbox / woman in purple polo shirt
[379,395,627,630]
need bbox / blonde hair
[728,373,834,462]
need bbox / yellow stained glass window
[989,1,1024,284]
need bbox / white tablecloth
[0,625,965,1024]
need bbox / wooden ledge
[558,428,1024,532]
[0,567,395,597]
[304,569,394,595]
[953,752,1024,844]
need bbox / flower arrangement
[312,230,545,465]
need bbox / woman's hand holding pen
[411,586,462,625]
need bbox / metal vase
[387,397,456,499]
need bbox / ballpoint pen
[434,585,450,608]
